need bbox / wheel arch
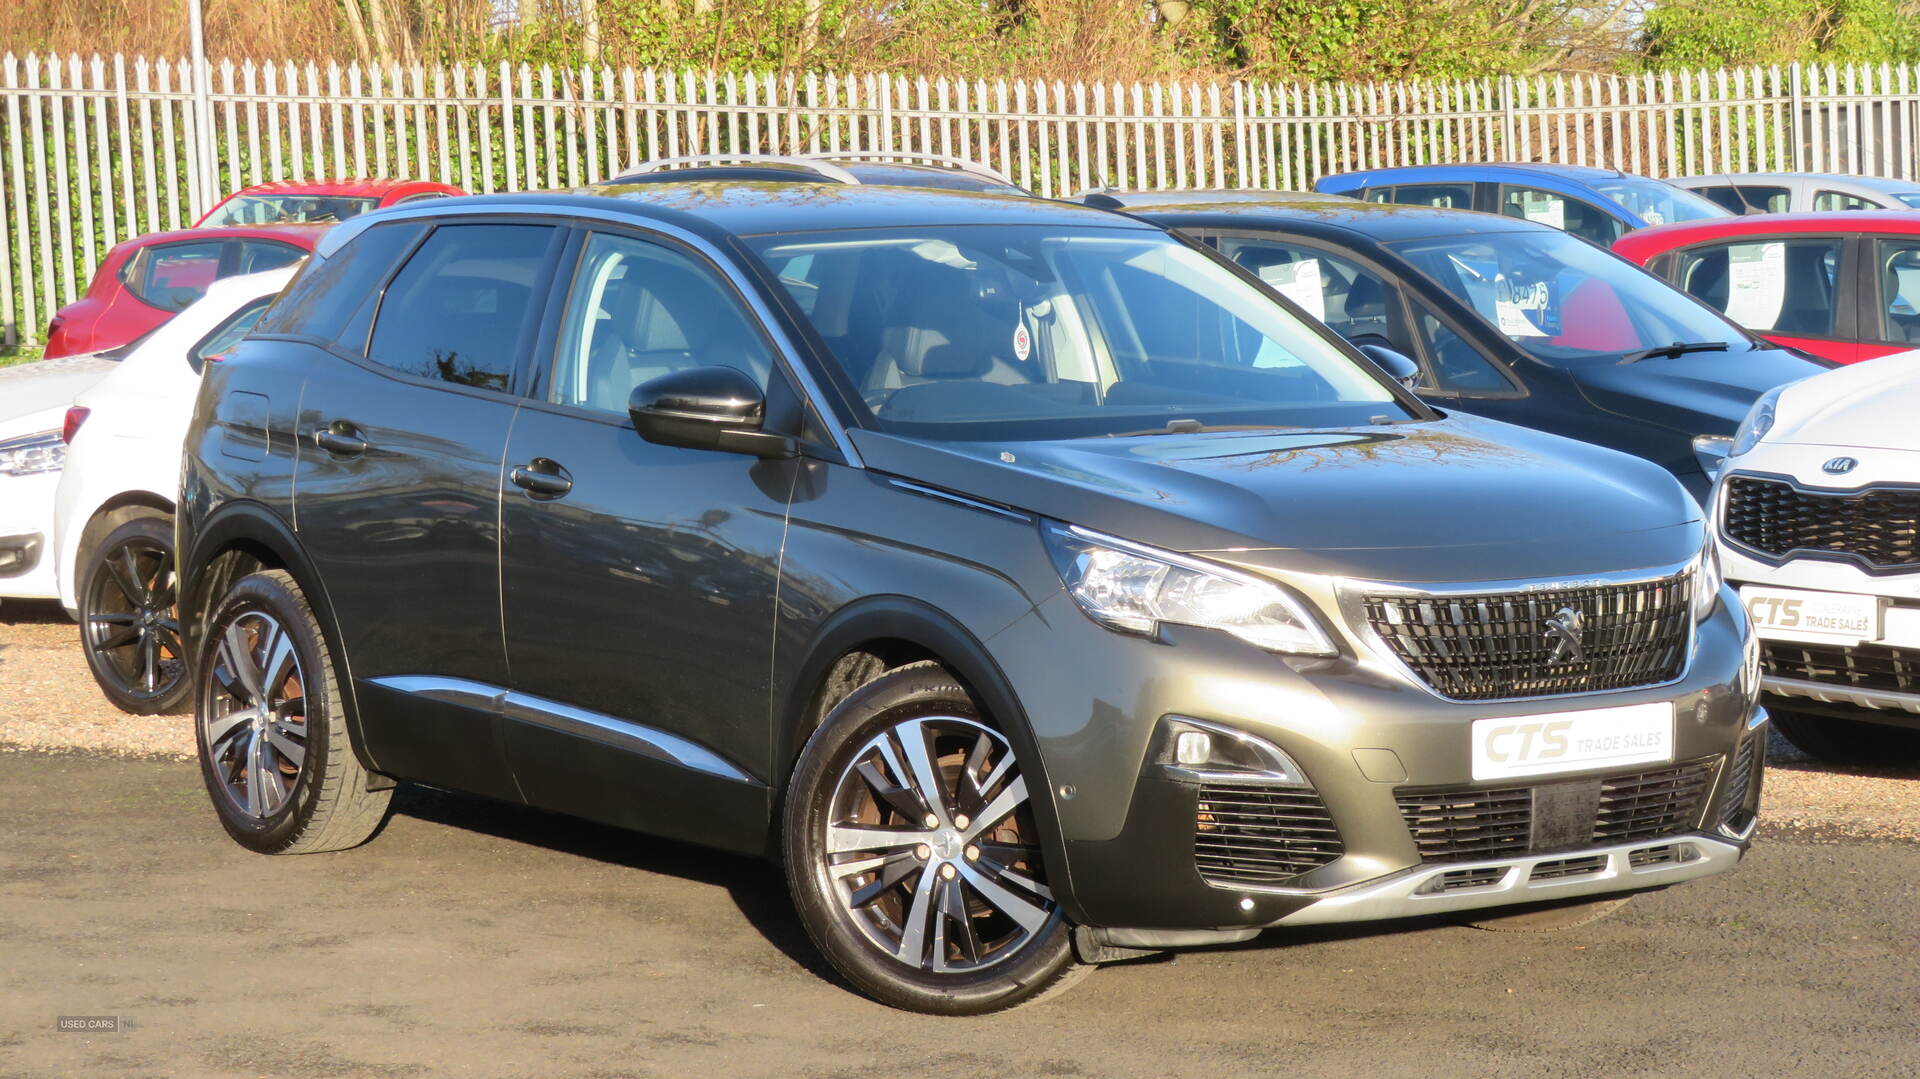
[774,596,1082,921]
[66,490,177,608]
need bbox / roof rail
[810,151,1016,187]
[616,154,861,185]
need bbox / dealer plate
[1739,585,1881,646]
[1470,702,1674,782]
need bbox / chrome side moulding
[366,675,755,784]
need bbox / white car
[0,354,122,603]
[1714,353,1920,762]
[53,267,294,714]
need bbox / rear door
[290,219,565,799]
[1857,234,1920,361]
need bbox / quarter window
[124,240,226,311]
[1412,304,1513,394]
[1813,190,1878,212]
[1498,186,1623,246]
[550,232,775,413]
[366,223,555,392]
[1672,238,1842,337]
[1875,239,1920,344]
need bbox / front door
[292,220,563,799]
[497,228,800,850]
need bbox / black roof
[1124,196,1541,244]
[324,180,1150,256]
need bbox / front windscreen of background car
[1589,178,1730,226]
[745,226,1407,441]
[1896,193,1920,209]
[199,195,379,226]
[1389,229,1749,365]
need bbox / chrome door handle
[510,460,573,498]
[314,421,368,457]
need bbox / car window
[551,232,775,413]
[1672,238,1842,337]
[1411,303,1513,394]
[188,295,274,373]
[237,240,306,275]
[1589,178,1729,225]
[1387,183,1474,210]
[1813,190,1877,212]
[748,225,1406,441]
[1697,185,1791,214]
[124,240,226,311]
[1875,239,1920,344]
[200,195,379,226]
[1390,229,1749,366]
[1498,186,1622,246]
[255,221,427,345]
[366,224,555,392]
[1216,236,1411,352]
[1363,188,1394,203]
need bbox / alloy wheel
[201,611,309,819]
[83,535,185,702]
[823,715,1057,974]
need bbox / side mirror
[1355,344,1422,390]
[1692,433,1733,480]
[628,366,797,459]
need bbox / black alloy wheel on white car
[784,662,1085,1015]
[78,515,192,715]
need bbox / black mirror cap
[628,366,797,459]
[1354,344,1422,389]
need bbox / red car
[44,224,324,359]
[1614,211,1920,364]
[195,178,463,227]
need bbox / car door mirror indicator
[628,366,797,459]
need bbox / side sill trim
[366,675,755,784]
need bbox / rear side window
[1388,183,1474,210]
[366,224,556,392]
[1217,236,1410,351]
[1498,186,1622,246]
[1697,185,1790,214]
[255,221,426,344]
[124,240,226,311]
[237,240,305,275]
[1813,190,1877,212]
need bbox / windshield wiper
[1620,340,1731,364]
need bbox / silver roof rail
[617,154,861,185]
[809,151,1016,187]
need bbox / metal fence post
[1789,63,1805,172]
[188,0,216,216]
[1500,75,1516,157]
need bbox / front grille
[1629,843,1690,869]
[1764,640,1920,695]
[1193,784,1342,887]
[1531,854,1607,881]
[1724,475,1920,571]
[1593,759,1717,844]
[1398,759,1716,863]
[1363,575,1693,701]
[1718,736,1763,829]
[1431,866,1507,892]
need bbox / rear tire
[77,514,192,715]
[783,661,1085,1014]
[195,570,391,855]
[1772,707,1920,765]
[1455,894,1633,933]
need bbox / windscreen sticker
[1723,242,1786,328]
[1493,273,1550,337]
[1012,321,1032,362]
[1257,258,1327,322]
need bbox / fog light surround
[1155,716,1309,787]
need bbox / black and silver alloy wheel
[195,570,392,855]
[202,610,309,820]
[825,714,1054,973]
[785,661,1083,1014]
[79,516,191,714]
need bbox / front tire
[783,662,1085,1014]
[1772,707,1920,764]
[78,514,192,715]
[195,570,391,855]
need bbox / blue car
[1315,164,1730,247]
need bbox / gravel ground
[5,596,1919,839]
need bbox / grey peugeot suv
[177,181,1765,1015]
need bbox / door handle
[510,459,573,498]
[314,421,368,457]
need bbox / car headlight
[1042,523,1337,656]
[0,429,65,477]
[1729,385,1784,457]
[1691,540,1722,622]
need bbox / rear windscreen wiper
[1620,340,1731,364]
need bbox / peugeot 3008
[178,182,1765,1014]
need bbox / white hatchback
[54,267,295,714]
[0,355,120,603]
[1713,353,1920,762]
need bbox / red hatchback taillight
[62,406,90,444]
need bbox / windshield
[201,195,378,226]
[1590,178,1729,226]
[747,226,1405,441]
[1390,229,1750,365]
[1896,193,1920,209]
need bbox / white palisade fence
[6,53,1920,343]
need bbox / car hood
[1769,350,1920,450]
[1568,345,1826,438]
[850,412,1702,583]
[0,354,115,437]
